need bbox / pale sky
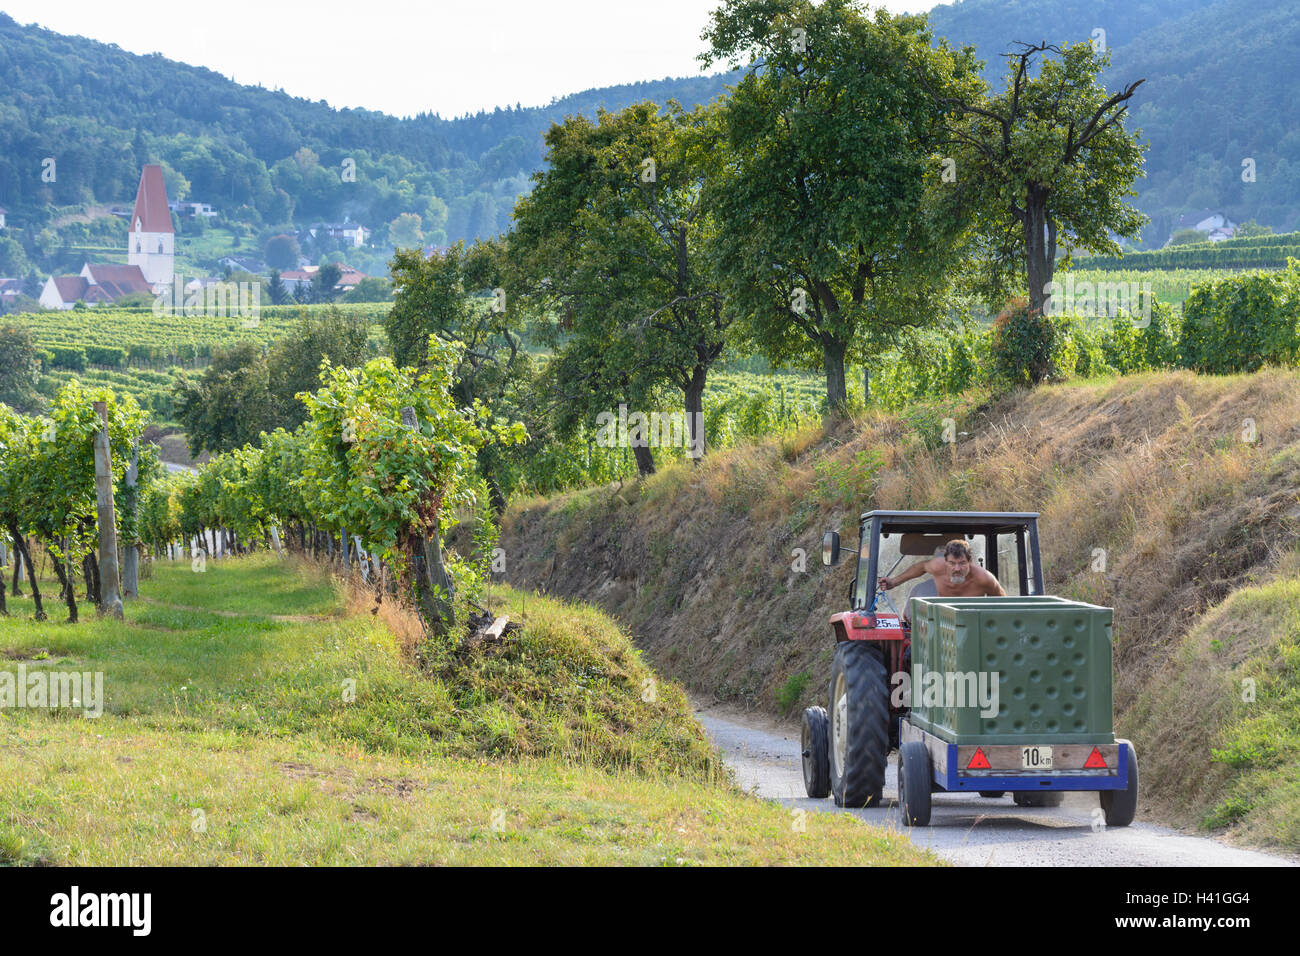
[2,0,942,118]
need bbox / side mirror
[822,530,841,567]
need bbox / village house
[278,263,368,293]
[309,221,369,248]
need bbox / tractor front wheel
[801,706,830,798]
[828,641,890,808]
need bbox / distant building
[169,200,217,218]
[279,263,368,293]
[0,207,7,229]
[40,166,175,308]
[310,221,369,248]
[127,164,175,286]
[39,263,153,310]
[1173,209,1236,239]
[0,277,23,301]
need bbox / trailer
[803,510,1139,827]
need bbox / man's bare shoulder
[973,565,1005,592]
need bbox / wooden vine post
[92,401,124,619]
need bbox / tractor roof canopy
[862,510,1040,537]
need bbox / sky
[2,0,943,118]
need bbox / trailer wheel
[978,791,1005,799]
[1013,791,1065,807]
[828,641,889,808]
[801,706,831,798]
[898,741,932,826]
[1100,739,1139,827]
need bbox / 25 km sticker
[1021,746,1053,770]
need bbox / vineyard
[4,303,389,366]
[1075,231,1300,272]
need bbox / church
[40,165,175,309]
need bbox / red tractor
[801,510,1048,808]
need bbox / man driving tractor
[881,539,1006,621]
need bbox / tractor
[801,510,1138,828]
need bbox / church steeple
[127,164,174,288]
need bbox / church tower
[127,164,174,287]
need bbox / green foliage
[702,0,980,407]
[48,345,86,371]
[814,448,883,509]
[1180,267,1300,373]
[0,323,40,411]
[1078,232,1300,271]
[990,301,1057,386]
[776,671,811,714]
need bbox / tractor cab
[823,510,1045,625]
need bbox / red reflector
[1083,747,1108,769]
[967,747,991,770]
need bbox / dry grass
[501,367,1300,845]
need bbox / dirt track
[696,702,1296,867]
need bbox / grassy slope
[0,555,934,865]
[501,368,1300,850]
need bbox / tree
[268,270,290,305]
[701,0,980,408]
[266,306,371,430]
[311,262,342,303]
[265,234,301,271]
[0,323,40,411]
[387,241,534,509]
[171,343,274,455]
[509,101,730,467]
[932,40,1147,331]
[1236,219,1273,238]
[389,212,424,249]
[341,276,392,302]
[1168,228,1206,246]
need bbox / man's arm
[981,568,1007,596]
[881,558,937,590]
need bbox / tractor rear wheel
[1100,740,1139,827]
[801,706,830,798]
[828,641,890,808]
[898,740,932,826]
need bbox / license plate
[1021,746,1053,770]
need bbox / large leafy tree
[172,343,273,456]
[931,41,1147,323]
[509,100,729,469]
[386,240,535,509]
[701,0,981,408]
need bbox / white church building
[41,165,175,309]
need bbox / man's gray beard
[949,573,967,585]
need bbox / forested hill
[926,0,1300,240]
[0,10,734,247]
[1,0,1298,252]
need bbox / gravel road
[695,702,1296,867]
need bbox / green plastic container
[908,595,1114,745]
